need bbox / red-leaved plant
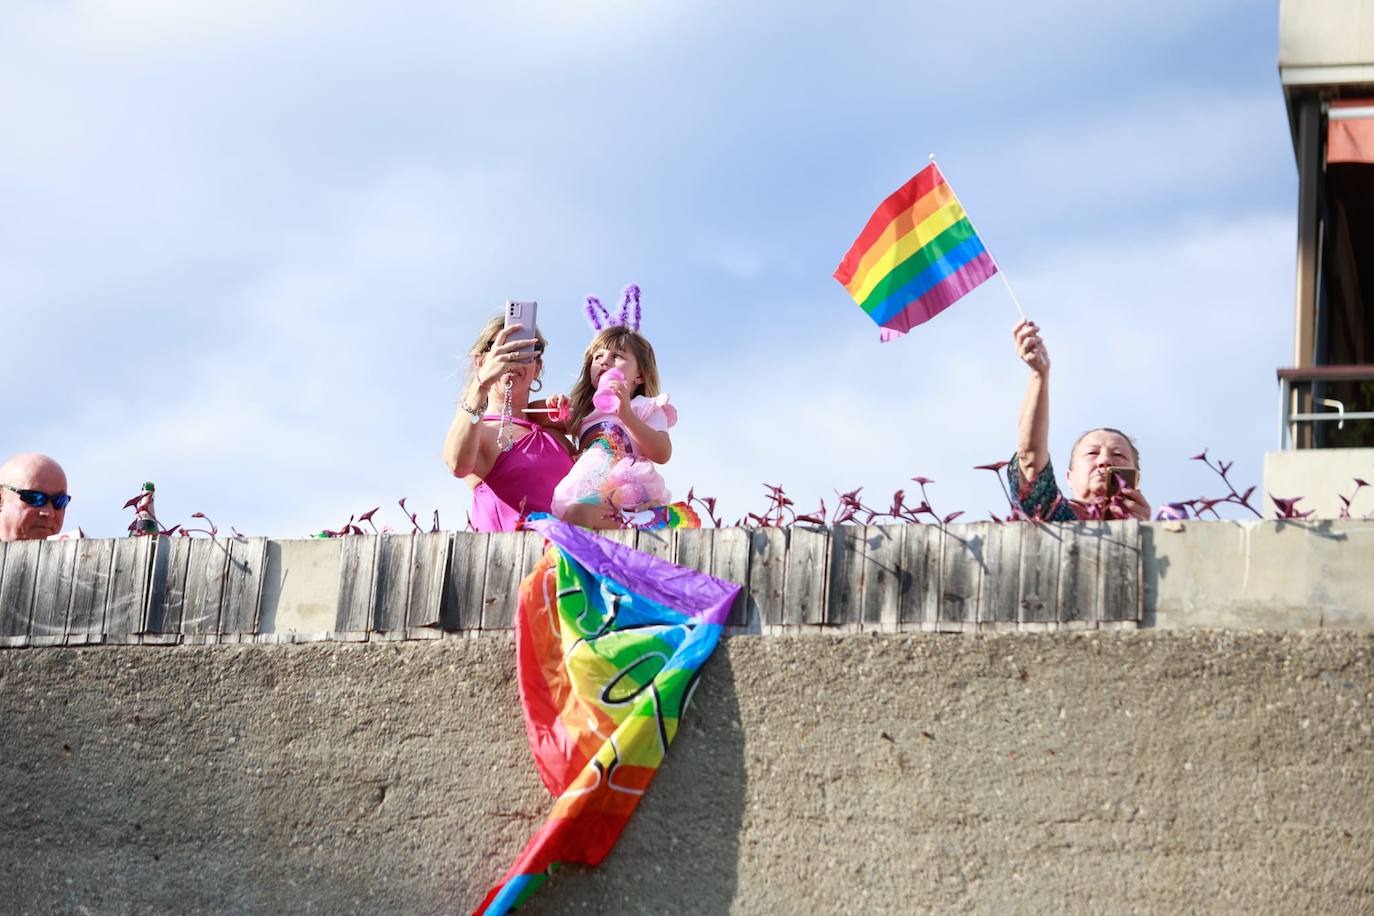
[125,450,1372,540]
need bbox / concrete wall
[1279,0,1374,75]
[2,632,1372,914]
[1148,518,1374,630]
[1262,448,1374,520]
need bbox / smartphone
[503,300,539,362]
[1106,467,1139,496]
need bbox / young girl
[546,286,698,530]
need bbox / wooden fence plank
[147,536,192,636]
[444,533,488,632]
[1100,521,1142,622]
[480,532,529,629]
[29,539,78,645]
[939,523,985,627]
[181,538,230,636]
[335,536,379,634]
[673,528,713,575]
[406,532,451,635]
[1018,523,1062,624]
[105,537,155,642]
[710,527,752,628]
[784,527,829,626]
[979,523,1022,625]
[1058,523,1103,624]
[372,534,415,635]
[0,543,8,640]
[633,529,674,562]
[0,539,42,643]
[67,539,115,644]
[860,525,905,631]
[747,528,787,627]
[826,526,866,626]
[219,538,267,635]
[898,525,940,628]
[520,530,549,591]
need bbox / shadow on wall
[1141,525,1166,628]
[1141,518,1370,630]
[521,648,747,915]
[0,640,561,914]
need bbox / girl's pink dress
[551,394,677,517]
[469,417,574,532]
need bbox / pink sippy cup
[593,368,625,413]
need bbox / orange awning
[1328,99,1374,164]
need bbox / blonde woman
[443,317,573,531]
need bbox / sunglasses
[483,340,545,355]
[1,484,72,510]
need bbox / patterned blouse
[1006,452,1078,522]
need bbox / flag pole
[929,152,1027,321]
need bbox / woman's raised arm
[1014,319,1052,483]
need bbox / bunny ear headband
[584,283,642,332]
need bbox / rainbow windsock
[627,501,701,530]
[834,162,998,339]
[474,515,739,915]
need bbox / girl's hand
[546,394,571,427]
[524,394,570,431]
[1013,319,1050,376]
[609,377,636,420]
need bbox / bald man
[0,453,70,541]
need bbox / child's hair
[465,314,547,382]
[566,327,661,434]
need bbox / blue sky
[3,1,1308,536]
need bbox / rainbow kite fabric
[475,515,740,915]
[834,162,998,339]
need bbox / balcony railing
[1277,364,1374,449]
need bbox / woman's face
[590,345,641,388]
[1066,429,1136,500]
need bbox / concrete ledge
[1,632,1370,914]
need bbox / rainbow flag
[834,162,998,339]
[475,515,740,915]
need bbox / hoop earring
[530,378,543,393]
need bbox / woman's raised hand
[1013,319,1050,375]
[476,325,535,390]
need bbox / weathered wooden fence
[0,522,1142,647]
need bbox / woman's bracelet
[460,400,484,425]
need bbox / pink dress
[551,394,677,517]
[469,417,574,532]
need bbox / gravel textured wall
[2,631,1372,914]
